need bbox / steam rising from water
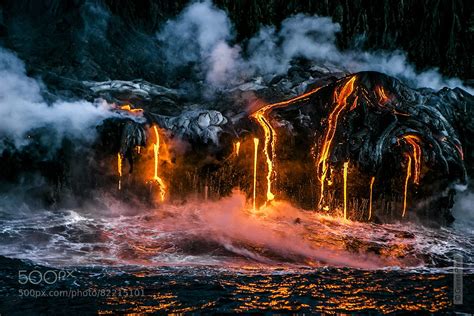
[1,191,472,271]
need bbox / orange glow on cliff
[317,76,357,207]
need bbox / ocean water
[0,193,473,314]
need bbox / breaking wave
[0,191,472,272]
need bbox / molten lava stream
[375,86,390,104]
[402,135,422,184]
[343,161,349,220]
[119,104,144,115]
[252,112,276,203]
[253,138,259,211]
[368,176,375,220]
[234,141,241,157]
[402,155,412,218]
[317,76,357,208]
[251,85,326,205]
[152,125,167,202]
[117,153,123,190]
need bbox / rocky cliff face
[0,0,472,84]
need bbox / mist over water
[0,191,472,272]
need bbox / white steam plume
[157,1,472,93]
[156,0,243,88]
[452,190,474,234]
[0,48,116,150]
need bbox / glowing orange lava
[234,141,241,157]
[253,138,259,211]
[368,176,375,220]
[117,153,123,190]
[254,113,276,202]
[375,86,390,104]
[119,104,144,114]
[152,125,166,202]
[317,76,357,207]
[343,161,349,220]
[402,135,422,184]
[403,155,412,218]
[251,85,326,204]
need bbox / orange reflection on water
[96,271,450,314]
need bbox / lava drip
[251,86,326,204]
[375,86,390,104]
[343,161,349,220]
[253,138,259,211]
[255,113,276,203]
[152,125,167,202]
[234,141,241,157]
[316,76,357,208]
[117,153,123,190]
[368,176,375,220]
[403,155,412,218]
[402,135,422,184]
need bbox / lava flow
[402,135,422,184]
[375,86,390,104]
[402,155,412,218]
[152,125,166,202]
[343,161,349,220]
[252,109,276,203]
[119,104,144,115]
[253,138,259,211]
[251,86,326,205]
[117,153,123,190]
[368,176,375,220]
[234,141,241,156]
[317,76,357,208]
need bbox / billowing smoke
[0,48,117,151]
[157,0,472,93]
[156,0,244,88]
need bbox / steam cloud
[0,48,117,151]
[453,190,474,233]
[157,0,472,93]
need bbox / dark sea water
[0,193,473,314]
